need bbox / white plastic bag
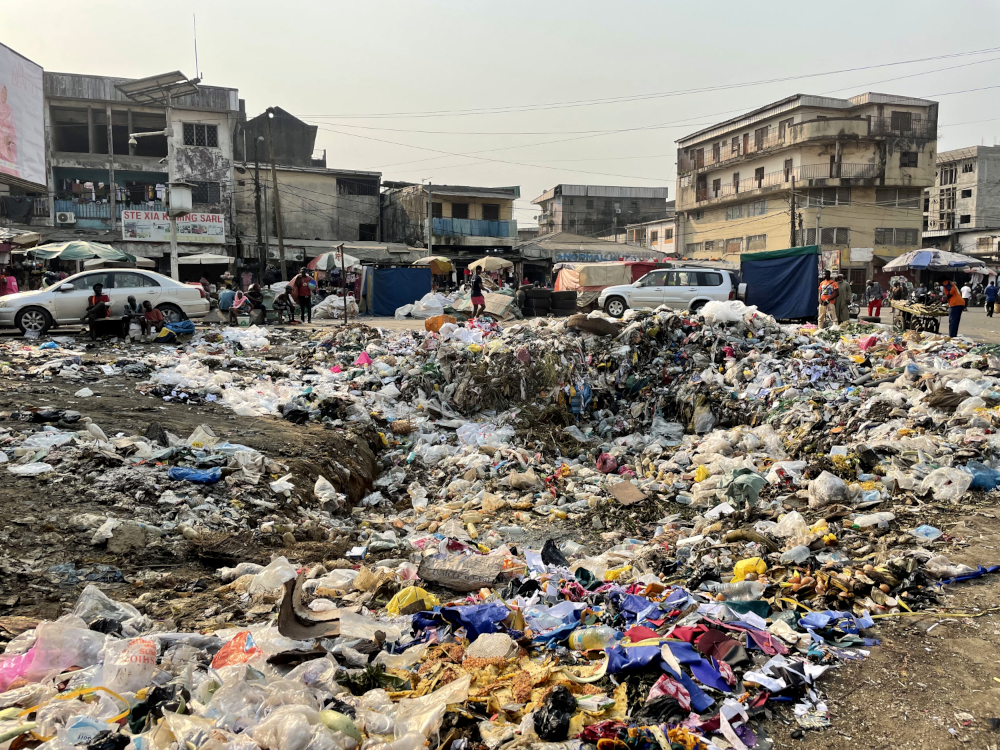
[248,556,298,594]
[773,511,809,539]
[918,467,973,502]
[99,637,157,693]
[700,300,758,325]
[270,473,294,496]
[314,476,344,509]
[394,674,471,738]
[9,462,54,476]
[807,471,849,509]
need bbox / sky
[5,0,1000,227]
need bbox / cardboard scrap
[418,554,506,592]
[608,480,647,506]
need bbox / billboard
[122,211,226,244]
[0,43,44,190]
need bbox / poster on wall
[0,43,45,191]
[122,211,225,244]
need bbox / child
[272,285,294,324]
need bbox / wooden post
[106,104,116,231]
[265,110,286,280]
[340,243,348,323]
[789,176,797,247]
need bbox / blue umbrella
[882,249,986,272]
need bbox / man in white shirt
[961,283,973,306]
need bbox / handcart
[890,299,946,333]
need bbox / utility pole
[265,108,286,280]
[789,176,797,247]
[166,95,179,282]
[338,242,348,323]
[425,182,433,252]
[105,104,116,235]
[253,136,264,278]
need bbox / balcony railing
[696,162,881,202]
[54,199,166,220]
[868,117,936,139]
[433,217,516,238]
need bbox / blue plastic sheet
[372,268,432,317]
[439,602,509,641]
[167,466,222,484]
[799,610,873,634]
[742,248,819,320]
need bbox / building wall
[537,195,667,236]
[382,185,516,247]
[626,219,675,255]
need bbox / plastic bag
[533,685,578,741]
[270,473,294,496]
[99,637,157,693]
[73,584,146,635]
[773,511,809,538]
[509,468,541,489]
[248,557,297,594]
[314,476,344,509]
[596,453,618,474]
[700,300,758,325]
[26,616,107,681]
[9,462,54,476]
[211,631,264,669]
[918,467,973,502]
[692,402,715,434]
[807,471,849,509]
[386,587,440,616]
[394,674,470,738]
[167,466,221,484]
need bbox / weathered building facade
[675,92,937,283]
[922,145,1000,259]
[533,184,670,237]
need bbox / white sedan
[0,269,210,334]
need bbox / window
[874,228,892,245]
[978,236,994,250]
[726,205,744,221]
[820,227,849,245]
[725,237,743,255]
[703,240,715,253]
[432,202,443,218]
[784,159,793,181]
[963,162,975,173]
[686,243,702,254]
[897,228,918,245]
[778,118,793,141]
[900,151,918,168]
[807,188,850,206]
[800,228,817,245]
[961,214,972,224]
[664,228,673,240]
[754,126,768,150]
[114,272,159,289]
[693,148,705,169]
[650,230,659,243]
[698,272,724,286]
[940,166,957,185]
[358,223,377,241]
[754,166,765,187]
[338,179,377,196]
[631,201,639,212]
[731,137,739,155]
[748,200,767,216]
[482,203,500,221]
[182,123,218,147]
[69,272,115,290]
[191,181,221,204]
[746,234,766,252]
[639,270,669,287]
[961,189,973,199]
[712,142,721,162]
[451,203,469,219]
[890,111,912,131]
[875,228,919,246]
[586,199,594,209]
[875,188,921,208]
[942,187,956,210]
[568,198,574,206]
[733,172,740,193]
[712,178,721,197]
[692,210,703,220]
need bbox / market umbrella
[83,257,156,269]
[177,253,233,265]
[468,256,514,272]
[29,241,135,263]
[308,251,362,272]
[414,255,453,274]
[882,249,987,272]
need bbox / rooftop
[532,184,670,204]
[937,145,1000,164]
[382,182,520,200]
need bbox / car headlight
[0,299,9,308]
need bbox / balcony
[868,117,936,140]
[432,217,516,238]
[54,199,166,220]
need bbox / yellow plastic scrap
[386,586,440,616]
[604,564,632,582]
[468,343,483,353]
[731,557,767,583]
[693,465,710,483]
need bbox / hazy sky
[5,0,1000,226]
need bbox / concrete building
[675,92,938,286]
[381,183,519,258]
[0,70,240,269]
[533,185,670,237]
[922,146,1000,259]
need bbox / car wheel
[15,307,52,335]
[156,303,185,323]
[604,297,626,318]
[690,300,707,313]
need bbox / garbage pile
[2,302,1000,746]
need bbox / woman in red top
[290,267,313,323]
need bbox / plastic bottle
[850,511,895,529]
[779,545,811,564]
[568,626,619,652]
[701,581,766,601]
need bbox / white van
[598,267,740,317]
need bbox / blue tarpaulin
[741,245,819,320]
[372,267,432,317]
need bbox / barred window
[183,123,218,148]
[191,181,221,204]
[746,234,767,251]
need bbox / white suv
[599,267,738,317]
[0,269,210,334]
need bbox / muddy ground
[2,343,1000,747]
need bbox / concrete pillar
[127,109,134,156]
[87,106,94,154]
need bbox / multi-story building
[381,183,519,259]
[675,92,937,285]
[533,185,670,237]
[922,146,1000,259]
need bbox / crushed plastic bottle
[851,511,895,529]
[567,626,619,652]
[701,581,766,601]
[779,545,811,564]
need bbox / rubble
[1,303,1000,748]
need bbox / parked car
[598,267,741,317]
[0,269,210,334]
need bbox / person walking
[961,281,972,308]
[986,280,998,318]
[290,267,313,323]
[834,274,852,324]
[817,270,838,329]
[470,270,486,318]
[942,279,965,337]
[864,279,883,317]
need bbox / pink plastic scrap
[353,352,373,366]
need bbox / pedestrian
[987,280,998,318]
[83,283,111,341]
[961,281,972,306]
[835,274,852,323]
[263,264,279,287]
[865,278,883,317]
[199,275,210,295]
[290,267,313,323]
[142,300,164,335]
[891,282,907,301]
[942,279,965,337]
[471,270,486,318]
[272,285,294,324]
[121,295,147,340]
[817,270,838,329]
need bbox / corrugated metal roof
[937,145,1000,165]
[532,184,669,204]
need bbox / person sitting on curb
[83,283,111,341]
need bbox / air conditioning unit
[55,211,76,225]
